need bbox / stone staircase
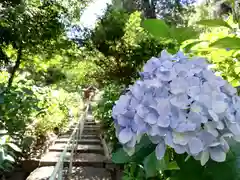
[33,112,116,179]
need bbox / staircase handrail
[49,97,91,180]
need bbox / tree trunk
[7,46,22,88]
[142,0,156,18]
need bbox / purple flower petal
[188,137,204,155]
[118,128,133,144]
[155,142,166,160]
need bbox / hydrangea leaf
[143,151,165,178]
[142,19,171,39]
[196,19,232,29]
[172,141,240,180]
[112,135,156,164]
[204,140,240,180]
[210,37,240,49]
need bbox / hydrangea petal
[188,137,204,155]
[149,135,163,144]
[136,105,149,118]
[165,131,174,147]
[123,146,135,156]
[209,147,226,162]
[200,151,209,166]
[211,101,227,114]
[117,115,131,126]
[220,137,230,152]
[144,110,158,124]
[126,136,137,148]
[155,142,166,160]
[143,57,161,74]
[208,110,219,122]
[228,122,240,135]
[170,94,190,109]
[174,144,186,154]
[175,122,196,132]
[156,98,171,116]
[157,116,170,127]
[172,132,191,146]
[170,78,188,94]
[119,128,133,144]
[204,122,219,137]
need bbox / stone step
[55,138,101,145]
[81,134,99,139]
[48,143,104,154]
[58,134,72,138]
[85,115,94,121]
[68,127,99,132]
[40,152,109,168]
[84,126,100,129]
[65,166,111,180]
[84,121,97,125]
[84,125,101,129]
[82,130,99,135]
[83,128,99,132]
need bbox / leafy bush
[0,83,39,137]
[0,134,21,172]
[0,73,84,166]
[93,84,123,150]
[87,8,177,86]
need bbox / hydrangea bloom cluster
[112,50,240,166]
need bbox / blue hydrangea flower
[112,50,240,165]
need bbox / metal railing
[49,97,91,180]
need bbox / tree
[85,6,175,85]
[0,0,87,88]
[154,0,196,26]
[112,0,196,26]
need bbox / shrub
[93,84,123,150]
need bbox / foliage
[104,6,240,179]
[63,60,100,88]
[93,84,123,149]
[155,0,196,26]
[0,0,88,173]
[0,134,21,172]
[86,7,176,86]
[182,16,240,87]
[113,0,196,26]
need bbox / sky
[80,0,204,29]
[80,0,112,29]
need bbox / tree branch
[7,46,22,88]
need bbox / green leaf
[231,79,240,87]
[235,67,240,74]
[182,40,205,53]
[142,19,171,39]
[7,143,21,152]
[0,95,4,104]
[4,155,15,163]
[171,27,200,44]
[112,135,156,164]
[0,148,4,162]
[0,130,7,135]
[21,87,33,95]
[167,161,180,170]
[172,141,240,180]
[197,19,232,29]
[204,140,240,180]
[210,37,240,49]
[171,155,204,180]
[143,151,164,178]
